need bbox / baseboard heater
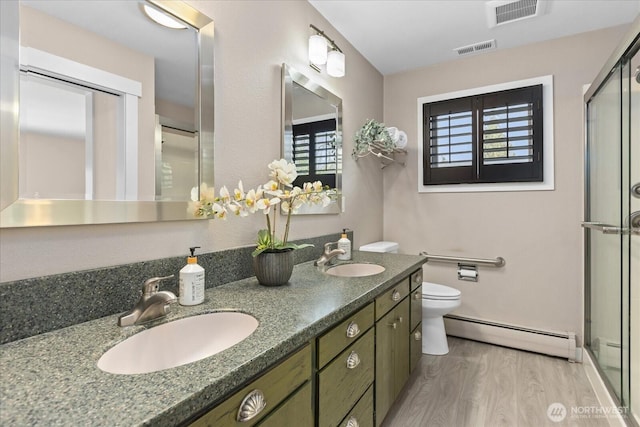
[444,314,578,362]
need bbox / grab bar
[419,252,505,268]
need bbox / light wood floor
[382,337,609,427]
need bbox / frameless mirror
[0,0,214,227]
[282,64,342,214]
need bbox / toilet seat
[422,282,461,300]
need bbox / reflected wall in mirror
[0,0,214,227]
[282,64,342,215]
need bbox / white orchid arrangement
[189,159,335,256]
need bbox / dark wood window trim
[423,84,543,186]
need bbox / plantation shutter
[423,84,543,185]
[292,119,337,187]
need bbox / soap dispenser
[179,246,205,306]
[337,229,351,261]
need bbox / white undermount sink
[97,312,258,375]
[325,263,386,277]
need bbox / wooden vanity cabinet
[409,269,423,372]
[190,268,425,427]
[317,303,375,427]
[190,344,312,427]
[374,278,410,426]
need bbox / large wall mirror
[0,0,214,227]
[282,64,342,214]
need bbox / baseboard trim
[444,314,579,361]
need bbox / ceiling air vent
[486,0,548,28]
[454,39,497,56]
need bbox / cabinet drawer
[319,329,375,427]
[410,269,423,292]
[339,384,373,427]
[410,286,422,332]
[191,344,311,427]
[318,303,374,368]
[410,323,422,373]
[375,277,409,320]
[258,382,313,427]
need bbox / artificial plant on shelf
[352,118,395,157]
[188,159,335,285]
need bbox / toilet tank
[358,241,399,253]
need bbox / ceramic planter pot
[252,249,294,286]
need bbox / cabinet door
[410,323,422,372]
[318,329,375,427]
[258,382,313,427]
[375,298,409,426]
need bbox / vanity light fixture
[142,4,187,29]
[308,24,345,78]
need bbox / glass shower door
[585,45,640,424]
[585,63,623,399]
[628,48,639,425]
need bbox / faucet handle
[142,275,174,296]
[324,241,338,253]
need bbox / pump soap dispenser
[179,246,205,306]
[337,229,351,261]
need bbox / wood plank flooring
[381,337,609,427]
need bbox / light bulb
[327,50,345,78]
[309,34,328,65]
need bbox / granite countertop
[0,251,425,426]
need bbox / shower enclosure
[584,19,639,425]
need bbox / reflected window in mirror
[292,119,338,188]
[282,64,342,215]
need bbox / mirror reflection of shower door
[586,62,623,399]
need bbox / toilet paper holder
[457,264,478,282]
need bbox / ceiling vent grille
[454,39,497,56]
[486,0,547,28]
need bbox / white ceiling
[309,0,640,75]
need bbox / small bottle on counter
[337,229,351,261]
[179,246,205,306]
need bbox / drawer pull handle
[413,291,421,300]
[236,389,266,422]
[398,316,403,323]
[388,321,397,329]
[392,290,401,301]
[345,416,360,427]
[346,351,361,369]
[414,331,422,341]
[346,322,360,338]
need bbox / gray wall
[382,25,629,347]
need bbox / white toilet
[421,282,461,355]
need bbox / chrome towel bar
[420,252,506,268]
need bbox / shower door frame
[584,17,640,424]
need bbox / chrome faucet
[314,241,346,267]
[118,275,177,327]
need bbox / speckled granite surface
[0,251,425,426]
[0,232,351,344]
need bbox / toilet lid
[422,282,461,300]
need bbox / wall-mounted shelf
[353,141,406,169]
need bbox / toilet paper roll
[458,268,477,279]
